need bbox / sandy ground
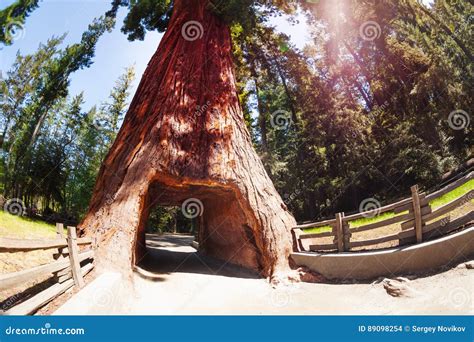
[125,234,473,315]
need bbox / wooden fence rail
[292,171,473,253]
[0,226,94,315]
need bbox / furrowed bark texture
[80,0,296,279]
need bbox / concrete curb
[291,227,474,280]
[53,272,124,315]
[190,241,199,250]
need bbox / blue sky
[0,0,432,110]
[0,0,163,109]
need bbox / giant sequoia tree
[79,0,297,279]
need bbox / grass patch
[429,179,474,209]
[0,211,59,239]
[302,212,408,234]
[348,211,403,228]
[302,225,332,234]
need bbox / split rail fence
[0,225,94,315]
[292,171,474,253]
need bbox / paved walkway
[125,234,473,315]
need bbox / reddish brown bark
[80,0,296,280]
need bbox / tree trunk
[273,58,298,126]
[80,0,296,280]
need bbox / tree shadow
[135,234,260,280]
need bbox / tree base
[82,172,293,279]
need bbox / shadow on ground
[134,234,260,281]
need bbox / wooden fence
[0,225,94,315]
[292,171,474,253]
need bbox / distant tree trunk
[252,74,273,176]
[172,211,177,234]
[80,0,296,280]
[254,80,268,151]
[273,58,298,126]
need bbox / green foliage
[0,29,135,220]
[231,0,472,222]
[146,206,195,234]
[120,0,173,40]
[1,13,116,209]
[65,66,135,217]
[0,0,40,45]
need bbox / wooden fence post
[291,228,306,252]
[56,223,64,239]
[54,223,66,261]
[335,212,344,252]
[67,226,85,288]
[341,213,351,252]
[411,185,423,243]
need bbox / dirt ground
[118,234,473,315]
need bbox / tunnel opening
[145,205,196,236]
[133,180,264,275]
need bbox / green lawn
[430,179,474,209]
[302,178,474,235]
[302,225,333,234]
[0,211,60,239]
[348,210,402,228]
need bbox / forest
[0,0,472,233]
